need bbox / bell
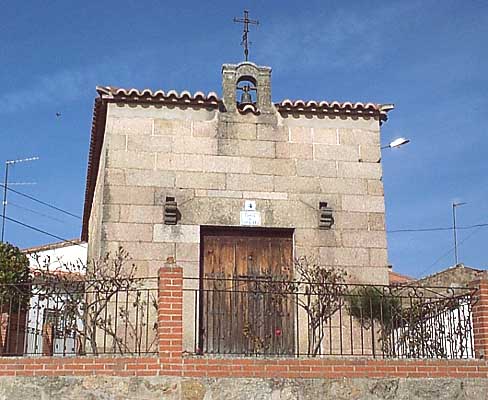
[240,91,253,105]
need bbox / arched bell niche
[222,62,272,113]
[236,76,257,108]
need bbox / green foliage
[347,286,401,328]
[0,242,30,284]
[0,242,31,307]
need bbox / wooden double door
[199,228,295,355]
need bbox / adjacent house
[417,263,485,288]
[23,240,87,356]
[388,268,413,285]
[386,264,485,359]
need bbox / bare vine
[31,247,157,355]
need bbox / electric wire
[2,215,86,248]
[0,183,81,219]
[417,225,486,278]
[8,202,69,225]
[3,185,486,233]
[3,185,486,275]
[387,223,488,233]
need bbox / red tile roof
[389,270,413,285]
[95,86,392,119]
[276,99,391,120]
[96,86,220,107]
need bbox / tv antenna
[1,156,39,242]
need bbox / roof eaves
[96,86,220,107]
[81,97,107,242]
[23,239,86,254]
[275,100,394,123]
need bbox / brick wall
[0,266,487,379]
[0,356,487,379]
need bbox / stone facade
[1,376,487,400]
[85,61,391,285]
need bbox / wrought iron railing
[0,278,158,356]
[0,275,476,359]
[184,277,476,359]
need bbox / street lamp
[381,137,410,150]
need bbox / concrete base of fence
[0,375,487,400]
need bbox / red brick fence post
[158,259,183,374]
[471,272,488,359]
[0,308,27,356]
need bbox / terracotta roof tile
[238,103,260,115]
[389,270,413,285]
[275,99,392,122]
[95,86,392,118]
[96,86,220,106]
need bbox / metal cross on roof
[233,10,259,62]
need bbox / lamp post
[452,202,467,266]
[1,156,39,242]
[381,137,410,150]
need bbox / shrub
[0,242,31,307]
[347,286,401,329]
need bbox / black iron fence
[0,278,158,356]
[184,277,476,359]
[0,275,477,359]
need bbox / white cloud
[254,2,421,73]
[0,56,137,114]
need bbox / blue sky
[0,0,486,278]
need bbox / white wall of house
[23,241,87,355]
[26,241,87,272]
[392,298,474,359]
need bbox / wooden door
[200,228,294,355]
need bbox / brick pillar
[0,312,8,355]
[42,322,54,356]
[158,258,183,362]
[0,309,27,356]
[471,271,488,359]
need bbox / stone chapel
[81,61,393,287]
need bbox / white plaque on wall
[240,211,262,226]
[244,200,256,211]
